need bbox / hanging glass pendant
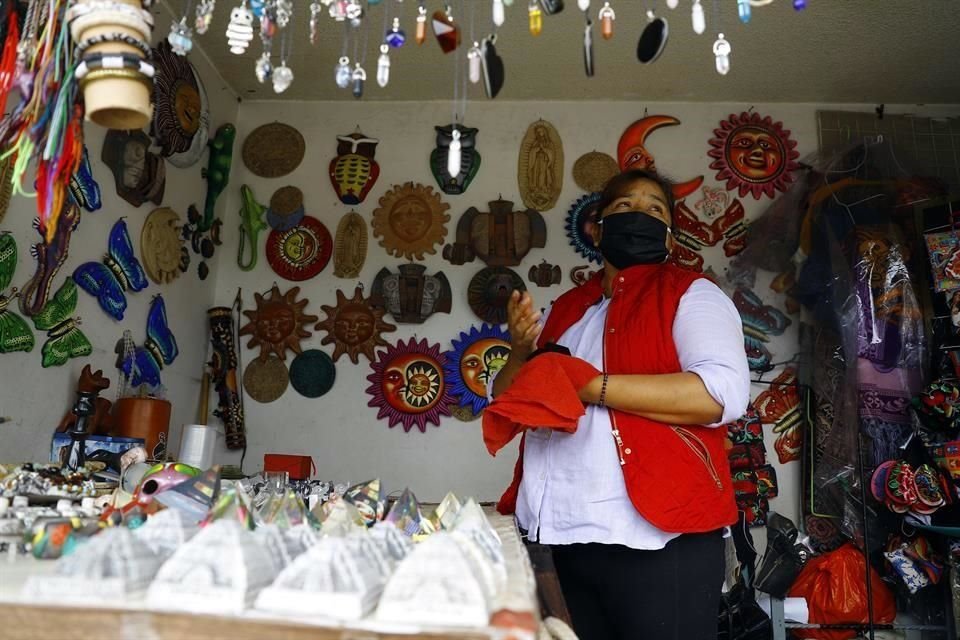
[713,32,731,75]
[255,51,272,82]
[335,56,351,87]
[447,128,462,178]
[226,2,255,53]
[195,0,216,34]
[275,0,292,27]
[737,0,750,23]
[583,17,594,77]
[309,1,322,44]
[250,0,264,17]
[386,17,406,47]
[528,0,542,36]
[577,0,589,11]
[273,61,294,93]
[598,2,614,39]
[665,0,678,8]
[691,0,705,34]
[793,0,806,9]
[377,44,391,87]
[432,7,460,53]
[416,3,427,43]
[329,0,347,20]
[168,17,194,55]
[352,63,366,98]
[468,42,481,83]
[503,0,513,5]
[347,0,363,26]
[492,0,505,26]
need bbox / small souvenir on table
[366,337,454,433]
[334,211,368,278]
[371,265,452,324]
[26,517,102,560]
[431,7,460,53]
[315,286,397,364]
[468,267,525,325]
[19,201,81,318]
[565,192,603,264]
[150,41,211,168]
[266,216,333,281]
[73,219,149,321]
[372,182,450,261]
[56,365,114,439]
[444,324,511,416]
[617,115,703,199]
[117,295,179,388]
[708,111,800,200]
[289,349,336,398]
[430,125,481,195]
[329,130,380,205]
[242,122,306,178]
[61,365,111,470]
[572,151,618,193]
[733,288,790,373]
[925,232,960,293]
[237,185,267,272]
[208,306,246,450]
[69,146,102,212]
[518,120,564,211]
[140,209,188,286]
[443,198,547,267]
[0,234,36,354]
[384,488,423,536]
[480,34,504,99]
[266,186,305,231]
[32,279,93,368]
[343,478,385,526]
[240,285,318,362]
[529,260,562,287]
[101,130,166,208]
[243,354,290,403]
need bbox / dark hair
[595,169,676,222]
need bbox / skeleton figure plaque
[370,264,452,324]
[442,199,546,267]
[518,120,563,211]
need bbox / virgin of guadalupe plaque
[518,120,563,211]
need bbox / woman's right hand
[507,290,542,359]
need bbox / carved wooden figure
[528,260,562,287]
[443,198,546,267]
[371,264,452,324]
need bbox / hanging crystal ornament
[168,16,195,55]
[335,56,352,87]
[416,2,428,43]
[583,16,593,77]
[275,0,293,28]
[273,31,293,93]
[528,0,542,36]
[447,127,462,178]
[598,2,614,39]
[503,0,514,5]
[665,0,678,7]
[377,44,391,87]
[250,0,264,17]
[691,0,705,34]
[577,0,588,11]
[351,63,366,98]
[346,0,363,27]
[386,17,406,46]
[793,0,806,9]
[713,32,730,74]
[195,0,216,34]
[255,51,272,81]
[226,2,255,53]
[468,42,481,83]
[309,1,322,43]
[329,0,347,20]
[492,0,504,26]
[737,0,750,23]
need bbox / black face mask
[597,212,671,269]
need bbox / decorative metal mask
[565,192,603,265]
[101,130,166,208]
[528,260,562,287]
[518,119,563,211]
[117,295,178,387]
[239,285,318,362]
[32,279,92,368]
[443,323,511,416]
[708,111,800,200]
[371,264,452,324]
[329,130,380,205]
[366,337,454,433]
[0,233,36,354]
[443,198,547,267]
[333,211,367,278]
[617,115,703,200]
[150,40,210,168]
[467,267,525,324]
[73,219,149,321]
[19,200,81,318]
[315,286,396,364]
[266,216,333,282]
[142,208,189,285]
[372,182,450,260]
[208,306,246,450]
[430,124,480,195]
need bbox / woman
[489,169,750,640]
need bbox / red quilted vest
[496,263,738,534]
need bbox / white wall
[0,37,239,462]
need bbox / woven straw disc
[242,122,305,178]
[243,355,289,403]
[269,186,304,215]
[572,151,619,193]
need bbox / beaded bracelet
[70,9,153,42]
[74,32,152,58]
[66,1,154,27]
[598,373,609,407]
[78,67,154,89]
[76,54,154,80]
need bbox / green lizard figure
[201,123,237,233]
[237,184,267,272]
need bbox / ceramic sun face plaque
[141,208,189,285]
[266,216,333,281]
[443,324,511,416]
[366,337,454,433]
[370,264,452,324]
[329,131,380,205]
[467,267,525,325]
[518,120,563,212]
[315,286,396,364]
[372,182,450,261]
[707,111,801,200]
[333,211,367,279]
[443,198,547,267]
[150,40,210,168]
[239,285,318,362]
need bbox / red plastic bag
[787,543,895,640]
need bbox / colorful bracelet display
[74,32,152,58]
[75,53,155,80]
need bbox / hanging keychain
[416,0,428,43]
[377,0,393,86]
[528,0,542,36]
[352,10,370,98]
[309,0,322,43]
[712,0,730,74]
[691,0,705,34]
[598,1,614,39]
[492,0,505,26]
[226,0,255,53]
[468,3,481,84]
[273,29,293,93]
[583,14,594,76]
[169,0,196,54]
[433,3,461,53]
[335,21,352,88]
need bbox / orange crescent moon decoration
[617,115,704,200]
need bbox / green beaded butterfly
[0,233,36,354]
[32,278,92,368]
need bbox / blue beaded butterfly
[73,219,148,321]
[119,295,179,388]
[68,145,102,212]
[734,288,791,373]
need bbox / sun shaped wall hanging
[372,182,450,261]
[266,216,333,281]
[443,324,512,416]
[366,337,454,433]
[565,192,603,265]
[150,40,210,167]
[707,112,801,200]
[315,286,396,364]
[239,285,318,362]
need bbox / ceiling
[176,0,960,103]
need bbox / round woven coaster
[572,151,619,193]
[242,122,305,178]
[289,349,336,398]
[269,185,304,215]
[243,355,289,403]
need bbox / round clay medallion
[266,216,332,281]
[243,355,289,403]
[267,186,306,231]
[289,349,336,398]
[242,122,306,178]
[141,207,187,284]
[467,267,526,324]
